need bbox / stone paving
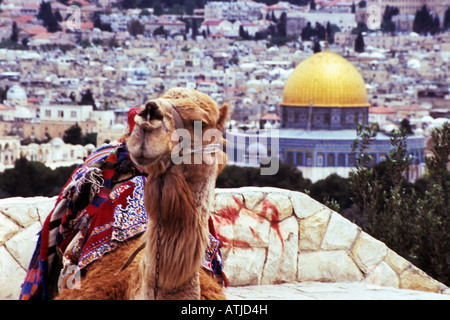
[225,282,450,300]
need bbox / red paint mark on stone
[261,199,284,252]
[218,234,252,249]
[249,226,263,244]
[217,205,240,224]
[215,195,243,225]
[232,195,243,208]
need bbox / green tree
[80,89,97,110]
[184,0,196,15]
[10,22,19,43]
[239,25,250,40]
[127,19,145,37]
[312,38,321,53]
[63,123,83,145]
[120,0,138,9]
[348,122,450,286]
[216,163,311,192]
[0,85,9,103]
[191,18,198,40]
[354,31,364,53]
[139,0,153,8]
[153,0,163,16]
[444,7,450,30]
[381,5,398,34]
[413,5,434,35]
[37,1,60,33]
[308,173,353,212]
[276,12,287,37]
[0,158,77,198]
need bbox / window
[349,154,356,166]
[306,153,312,166]
[338,153,346,166]
[297,153,303,166]
[346,113,354,124]
[287,152,293,165]
[317,153,324,166]
[45,110,51,117]
[70,111,77,118]
[58,110,64,118]
[328,154,334,166]
[370,153,376,166]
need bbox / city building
[204,0,264,21]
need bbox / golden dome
[282,51,369,108]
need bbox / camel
[56,88,228,300]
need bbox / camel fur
[56,88,228,300]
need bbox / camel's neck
[134,164,216,299]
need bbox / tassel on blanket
[64,167,104,202]
[75,167,104,202]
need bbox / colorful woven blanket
[19,142,226,300]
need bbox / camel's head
[128,88,228,175]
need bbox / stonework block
[0,213,20,245]
[384,250,411,275]
[364,261,399,289]
[224,247,266,286]
[321,211,360,251]
[261,216,298,284]
[289,191,327,219]
[5,221,41,269]
[299,209,331,250]
[400,266,441,293]
[297,250,363,282]
[0,246,26,300]
[0,199,39,228]
[350,232,388,274]
[233,208,270,248]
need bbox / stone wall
[0,196,57,299]
[0,187,448,299]
[212,187,449,294]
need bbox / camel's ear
[217,104,228,130]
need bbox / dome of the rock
[282,51,369,108]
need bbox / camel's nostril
[140,101,163,122]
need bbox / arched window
[317,153,324,166]
[338,153,346,166]
[297,153,303,166]
[306,153,313,166]
[287,152,293,165]
[328,154,335,167]
[370,153,376,166]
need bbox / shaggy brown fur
[56,238,226,300]
[56,88,228,300]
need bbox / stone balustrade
[0,187,448,299]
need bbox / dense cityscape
[0,0,448,174]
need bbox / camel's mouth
[127,101,174,168]
[129,148,162,167]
